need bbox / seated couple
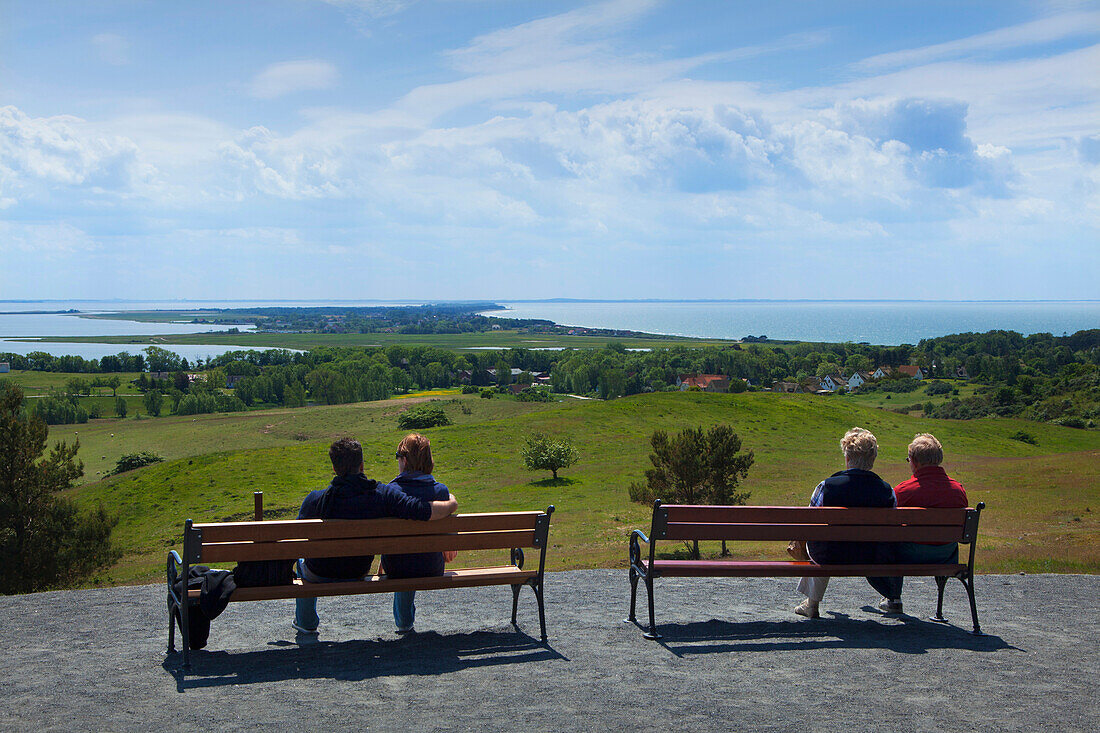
[794,428,968,619]
[293,433,457,638]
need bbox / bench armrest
[629,529,651,574]
[166,550,183,606]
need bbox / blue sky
[1,0,1098,300]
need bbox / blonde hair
[397,433,434,474]
[907,433,943,467]
[840,427,878,470]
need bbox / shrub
[1009,431,1038,445]
[479,388,494,399]
[925,380,952,396]
[1053,416,1087,429]
[397,404,451,429]
[514,387,552,402]
[461,385,479,394]
[112,451,165,475]
[521,432,579,480]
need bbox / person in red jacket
[881,433,969,612]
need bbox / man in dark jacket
[795,427,896,619]
[293,437,457,637]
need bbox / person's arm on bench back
[429,493,458,520]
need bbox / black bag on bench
[232,559,295,587]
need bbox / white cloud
[855,10,1100,71]
[0,106,149,205]
[313,0,417,19]
[446,0,659,74]
[0,220,99,254]
[249,60,338,99]
[92,33,130,66]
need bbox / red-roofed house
[676,374,731,393]
[897,365,927,380]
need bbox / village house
[847,370,872,390]
[676,374,730,393]
[803,376,825,393]
[897,365,926,380]
[772,381,800,393]
[820,373,847,392]
[871,366,892,379]
[0,362,9,374]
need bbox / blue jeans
[294,559,349,632]
[393,591,416,631]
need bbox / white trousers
[797,575,829,602]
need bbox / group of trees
[7,327,1098,429]
[0,350,148,374]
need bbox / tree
[114,397,127,418]
[629,425,753,559]
[0,384,117,594]
[143,390,164,417]
[521,432,579,480]
[106,375,121,397]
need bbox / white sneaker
[794,599,820,618]
[878,598,903,614]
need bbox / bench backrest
[651,503,983,544]
[182,510,553,565]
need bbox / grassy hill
[66,391,1100,586]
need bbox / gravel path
[4,572,1097,732]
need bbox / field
[844,379,982,413]
[22,327,734,351]
[61,390,1100,587]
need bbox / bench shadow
[164,629,566,691]
[645,612,1016,658]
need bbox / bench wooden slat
[189,565,539,602]
[200,528,537,563]
[194,512,542,544]
[662,505,969,525]
[645,559,967,578]
[663,522,963,543]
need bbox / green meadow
[64,391,1100,587]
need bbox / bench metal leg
[930,576,949,623]
[167,597,176,653]
[510,583,522,627]
[643,576,661,640]
[961,575,982,635]
[532,581,547,642]
[627,566,639,623]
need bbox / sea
[0,299,1097,359]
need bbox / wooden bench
[167,504,554,669]
[628,500,985,639]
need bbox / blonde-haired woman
[382,433,458,633]
[794,428,897,618]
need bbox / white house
[847,370,871,390]
[872,366,892,379]
[820,373,846,391]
